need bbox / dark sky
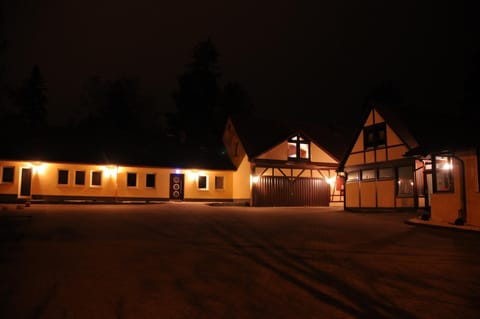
[2,0,473,126]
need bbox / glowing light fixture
[31,162,46,174]
[442,162,453,170]
[175,169,181,174]
[103,166,117,178]
[251,175,260,183]
[188,171,199,181]
[326,176,336,185]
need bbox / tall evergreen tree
[14,65,48,127]
[171,38,221,141]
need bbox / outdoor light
[31,162,46,174]
[188,171,199,181]
[251,175,259,183]
[175,169,181,174]
[442,162,453,170]
[103,166,117,178]
[326,176,336,185]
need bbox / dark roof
[229,114,352,162]
[1,127,235,170]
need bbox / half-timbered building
[223,115,344,206]
[340,103,480,227]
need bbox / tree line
[0,39,253,150]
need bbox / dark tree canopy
[170,39,254,145]
[79,76,159,133]
[13,65,48,127]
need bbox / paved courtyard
[1,203,479,319]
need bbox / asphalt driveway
[1,203,479,319]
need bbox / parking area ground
[1,203,479,319]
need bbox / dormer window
[364,123,386,150]
[288,134,310,161]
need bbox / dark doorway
[20,168,32,197]
[169,174,184,200]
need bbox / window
[1,166,14,183]
[91,171,102,186]
[146,173,155,188]
[434,156,454,192]
[288,134,310,161]
[379,167,394,179]
[58,169,69,185]
[361,169,376,180]
[215,176,224,190]
[75,171,85,185]
[198,175,208,190]
[363,123,386,150]
[127,172,137,187]
[346,171,359,181]
[397,166,414,196]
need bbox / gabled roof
[229,114,351,162]
[339,101,479,167]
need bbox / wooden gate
[252,176,330,206]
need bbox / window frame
[127,172,137,188]
[91,171,102,187]
[397,166,414,196]
[361,169,376,181]
[346,171,360,182]
[146,173,156,188]
[215,176,225,190]
[1,166,14,183]
[378,167,395,179]
[287,134,311,161]
[75,170,86,186]
[57,169,69,185]
[198,175,208,190]
[433,155,454,193]
[363,123,387,150]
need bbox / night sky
[2,0,474,126]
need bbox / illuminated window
[397,166,414,196]
[58,169,69,185]
[215,176,224,190]
[346,171,359,181]
[75,171,85,185]
[198,175,208,190]
[361,169,376,180]
[433,156,454,192]
[91,171,102,186]
[1,167,14,183]
[364,123,386,150]
[146,173,155,188]
[288,134,310,161]
[127,172,137,187]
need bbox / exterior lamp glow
[326,176,336,185]
[32,162,46,174]
[251,175,260,183]
[103,166,117,178]
[442,163,453,170]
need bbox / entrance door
[19,168,32,198]
[169,174,184,200]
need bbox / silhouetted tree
[169,39,255,145]
[13,65,48,127]
[170,38,221,142]
[79,75,160,133]
[221,81,254,116]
